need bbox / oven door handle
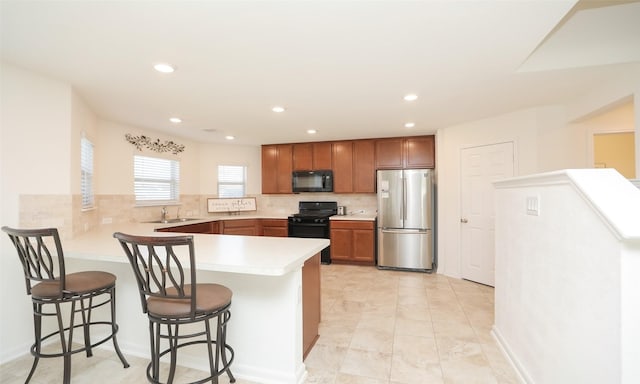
[288,223,327,227]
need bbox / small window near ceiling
[218,165,246,198]
[134,155,180,204]
[80,137,94,209]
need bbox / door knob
[460,218,468,223]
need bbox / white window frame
[81,137,95,209]
[134,155,180,205]
[217,165,247,198]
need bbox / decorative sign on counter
[207,198,257,213]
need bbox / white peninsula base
[65,224,328,384]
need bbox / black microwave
[292,170,333,193]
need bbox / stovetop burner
[289,201,338,220]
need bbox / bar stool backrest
[2,226,65,296]
[113,232,198,319]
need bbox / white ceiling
[2,0,639,146]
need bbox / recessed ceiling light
[169,117,182,123]
[225,135,235,140]
[272,106,285,113]
[307,129,317,134]
[154,63,175,73]
[403,94,418,101]
[404,122,416,128]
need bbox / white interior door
[460,142,514,286]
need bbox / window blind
[134,155,180,202]
[218,165,246,198]
[80,138,94,208]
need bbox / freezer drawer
[377,228,433,270]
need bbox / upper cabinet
[293,142,332,171]
[353,140,375,193]
[262,144,293,194]
[375,136,435,169]
[332,140,375,193]
[332,141,353,193]
[262,135,434,194]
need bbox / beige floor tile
[335,372,389,384]
[1,264,520,384]
[339,348,392,380]
[349,328,394,354]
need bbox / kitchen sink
[145,218,199,224]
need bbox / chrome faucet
[161,206,168,222]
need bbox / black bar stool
[2,226,130,383]
[113,232,235,384]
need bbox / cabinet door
[375,138,404,169]
[353,140,375,193]
[276,144,293,193]
[406,136,435,168]
[329,228,352,261]
[332,141,353,193]
[353,229,375,263]
[293,143,313,171]
[221,219,259,236]
[313,142,333,170]
[156,221,214,234]
[261,145,279,193]
[261,219,288,237]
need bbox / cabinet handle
[460,218,468,223]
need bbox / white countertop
[329,213,377,221]
[65,223,329,276]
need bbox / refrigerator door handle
[381,228,429,234]
[402,176,407,222]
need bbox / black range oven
[288,201,337,265]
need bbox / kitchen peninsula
[63,221,328,384]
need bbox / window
[80,137,94,209]
[218,165,246,198]
[134,155,180,203]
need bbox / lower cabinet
[220,219,260,236]
[157,218,289,237]
[261,219,288,237]
[329,220,375,265]
[156,221,218,234]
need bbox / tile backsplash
[19,193,377,239]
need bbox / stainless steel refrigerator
[377,169,434,271]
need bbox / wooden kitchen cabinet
[261,219,288,237]
[375,137,405,169]
[312,142,332,170]
[262,144,293,194]
[406,136,435,168]
[292,143,313,171]
[332,141,353,193]
[375,135,435,169]
[331,140,375,193]
[353,139,375,193]
[293,142,332,171]
[220,219,260,236]
[156,221,216,234]
[330,220,375,265]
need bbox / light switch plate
[526,196,540,216]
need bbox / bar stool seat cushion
[147,284,232,318]
[31,271,116,299]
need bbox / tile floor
[0,264,519,383]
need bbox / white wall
[96,120,261,197]
[493,169,640,383]
[0,63,73,361]
[435,107,543,277]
